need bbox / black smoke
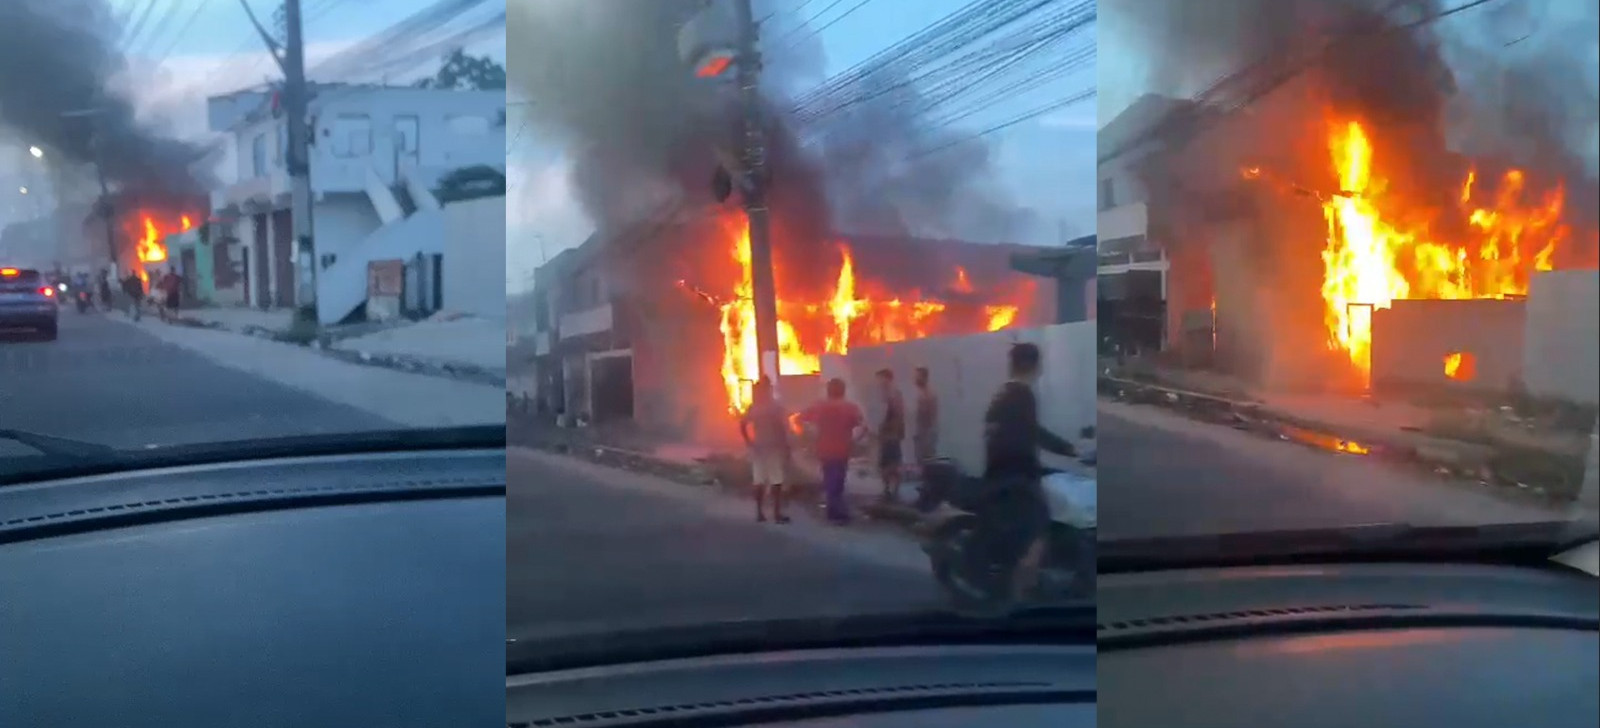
[0,0,210,199]
[507,0,1046,295]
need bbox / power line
[903,87,1094,163]
[779,0,878,50]
[1097,0,1505,164]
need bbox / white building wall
[1522,270,1600,405]
[441,196,507,320]
[822,322,1098,476]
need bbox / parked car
[0,267,59,340]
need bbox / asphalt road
[0,310,392,455]
[508,448,944,641]
[1097,400,1564,541]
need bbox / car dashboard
[0,447,507,727]
[1097,558,1600,728]
[509,643,1096,727]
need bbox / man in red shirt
[797,377,864,525]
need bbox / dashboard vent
[1098,603,1428,634]
[512,680,1056,727]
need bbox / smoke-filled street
[1096,401,1569,541]
[0,312,389,453]
[507,448,943,641]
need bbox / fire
[1317,118,1570,385]
[712,213,1028,412]
[1443,351,1475,381]
[136,215,168,264]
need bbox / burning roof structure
[1111,0,1599,393]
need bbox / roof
[1098,94,1198,165]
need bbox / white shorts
[750,450,787,486]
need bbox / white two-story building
[206,83,506,324]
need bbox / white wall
[311,87,507,193]
[314,196,386,262]
[316,208,447,324]
[442,196,507,320]
[1523,270,1599,405]
[822,322,1098,475]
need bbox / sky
[3,0,506,227]
[506,0,1098,293]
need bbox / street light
[28,146,43,159]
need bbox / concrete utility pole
[731,0,782,394]
[282,0,319,338]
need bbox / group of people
[64,267,184,320]
[737,341,1073,600]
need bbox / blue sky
[507,0,1096,292]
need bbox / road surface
[508,448,944,641]
[0,311,391,454]
[1097,400,1565,541]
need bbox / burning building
[80,190,207,289]
[527,203,1055,444]
[1104,0,1599,399]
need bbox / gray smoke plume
[1103,0,1598,255]
[508,0,1044,293]
[0,0,210,199]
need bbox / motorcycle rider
[982,341,1077,603]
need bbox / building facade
[206,83,506,323]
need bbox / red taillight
[1,268,18,277]
[41,286,55,297]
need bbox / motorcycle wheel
[926,518,1015,618]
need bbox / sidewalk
[117,311,505,428]
[172,306,504,385]
[1102,367,1595,503]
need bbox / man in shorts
[739,378,791,523]
[873,368,907,502]
[912,366,939,464]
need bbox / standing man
[122,271,145,321]
[912,366,940,465]
[739,378,791,524]
[797,378,864,525]
[872,369,907,503]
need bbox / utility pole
[61,109,121,276]
[732,0,782,395]
[282,0,319,339]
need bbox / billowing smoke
[0,0,210,199]
[507,0,1044,294]
[1103,0,1598,244]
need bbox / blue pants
[819,459,849,521]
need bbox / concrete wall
[822,321,1097,475]
[442,196,507,320]
[1523,270,1599,405]
[1371,298,1526,395]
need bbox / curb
[1099,375,1589,501]
[157,312,506,387]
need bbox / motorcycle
[914,426,1097,616]
[74,286,93,313]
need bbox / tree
[433,165,506,204]
[415,48,507,91]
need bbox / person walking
[871,369,907,503]
[158,267,182,322]
[912,366,940,465]
[797,378,864,525]
[983,342,1077,603]
[738,378,792,523]
[122,272,145,321]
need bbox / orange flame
[713,213,1030,412]
[137,215,168,264]
[1318,118,1569,386]
[1443,351,1475,381]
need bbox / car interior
[0,443,507,727]
[1096,542,1600,728]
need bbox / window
[1098,177,1115,211]
[330,114,373,158]
[394,115,420,155]
[251,133,267,177]
[276,124,287,164]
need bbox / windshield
[1096,0,1600,554]
[506,0,1098,651]
[1,5,506,473]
